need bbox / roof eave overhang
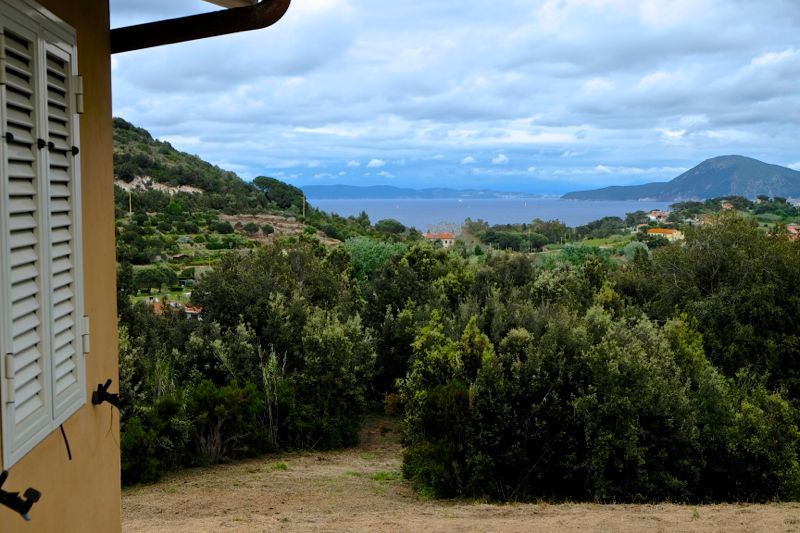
[110,0,291,54]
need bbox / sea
[310,198,673,231]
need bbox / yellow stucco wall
[1,0,120,531]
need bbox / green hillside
[563,155,800,201]
[113,118,421,267]
[113,117,301,213]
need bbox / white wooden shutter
[44,42,84,423]
[1,25,51,464]
[0,2,84,467]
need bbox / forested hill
[113,117,304,213]
[563,155,800,201]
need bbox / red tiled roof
[425,232,454,239]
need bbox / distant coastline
[302,184,547,200]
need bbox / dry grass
[123,418,800,532]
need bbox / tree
[134,266,178,293]
[252,176,304,210]
[375,218,406,234]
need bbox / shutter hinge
[0,33,6,86]
[3,354,14,405]
[81,315,91,355]
[73,75,84,114]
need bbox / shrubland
[118,214,800,502]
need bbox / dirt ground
[122,418,800,532]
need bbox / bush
[375,218,406,234]
[400,310,800,502]
[214,221,234,234]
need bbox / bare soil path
[123,417,800,532]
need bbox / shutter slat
[50,198,70,213]
[45,55,66,73]
[11,279,38,303]
[10,264,37,286]
[6,78,33,97]
[49,167,69,183]
[5,88,34,112]
[50,227,71,244]
[12,328,41,355]
[6,105,34,128]
[5,52,31,75]
[52,270,72,288]
[11,312,39,339]
[48,123,69,139]
[9,196,36,214]
[52,300,72,321]
[52,257,71,276]
[6,142,36,162]
[49,182,69,197]
[52,285,73,305]
[47,84,66,100]
[14,344,42,383]
[10,246,37,269]
[48,151,68,168]
[6,126,34,145]
[14,357,42,391]
[13,378,44,423]
[47,102,67,121]
[53,248,72,264]
[8,212,36,232]
[50,212,70,228]
[5,32,32,60]
[53,315,74,337]
[55,367,77,395]
[11,296,38,321]
[53,329,74,352]
[9,162,36,180]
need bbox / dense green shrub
[400,309,800,502]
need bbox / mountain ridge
[562,156,800,201]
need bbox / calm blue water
[310,198,673,231]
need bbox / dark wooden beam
[111,0,291,54]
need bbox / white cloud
[109,0,800,193]
[660,129,686,142]
[787,162,800,171]
[377,171,395,178]
[527,166,537,173]
[752,48,798,67]
[580,77,616,94]
[637,69,685,89]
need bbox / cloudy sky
[110,0,800,194]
